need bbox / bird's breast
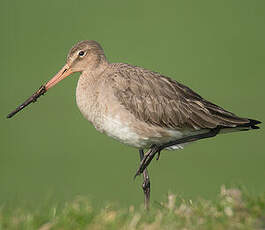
[76,74,104,128]
[75,74,149,147]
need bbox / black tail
[219,118,261,134]
[238,119,261,130]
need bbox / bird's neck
[83,57,109,80]
[76,61,109,125]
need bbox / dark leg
[139,149,151,210]
[134,146,160,179]
[135,127,221,178]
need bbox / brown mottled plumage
[111,63,249,130]
[7,40,261,209]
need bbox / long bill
[7,64,73,119]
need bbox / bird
[7,40,261,209]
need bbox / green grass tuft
[0,186,264,230]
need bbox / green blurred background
[1,0,264,208]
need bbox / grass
[0,186,264,230]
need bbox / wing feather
[111,63,249,130]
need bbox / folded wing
[112,63,251,130]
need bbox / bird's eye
[78,51,85,56]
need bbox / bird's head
[6,40,108,118]
[46,40,107,90]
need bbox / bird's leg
[156,149,162,160]
[134,146,159,178]
[139,149,151,210]
[134,127,221,177]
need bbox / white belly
[101,115,188,150]
[101,115,146,147]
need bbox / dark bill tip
[6,85,47,119]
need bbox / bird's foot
[142,176,150,210]
[134,146,160,179]
[156,149,161,160]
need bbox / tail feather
[219,118,261,134]
[238,119,261,130]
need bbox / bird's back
[108,63,257,131]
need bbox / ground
[0,186,264,230]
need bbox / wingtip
[248,119,261,129]
[248,119,261,125]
